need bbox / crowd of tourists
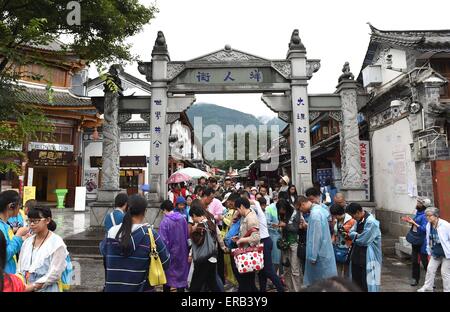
[2,174,449,293]
[100,176,386,292]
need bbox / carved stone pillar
[288,29,313,193]
[149,31,170,201]
[90,65,123,228]
[336,74,365,201]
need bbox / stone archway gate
[137,30,368,202]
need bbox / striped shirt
[101,224,170,292]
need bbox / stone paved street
[54,209,443,292]
[70,255,443,292]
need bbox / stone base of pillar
[89,201,115,228]
[90,189,124,228]
[97,188,123,202]
[144,205,164,229]
[147,192,161,203]
[341,187,367,202]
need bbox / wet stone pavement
[54,209,443,292]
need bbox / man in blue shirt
[104,193,128,232]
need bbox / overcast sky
[96,0,450,117]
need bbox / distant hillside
[186,103,262,131]
[187,103,286,131]
[186,103,286,169]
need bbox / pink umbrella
[166,172,191,184]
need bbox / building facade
[0,40,100,207]
[359,25,450,235]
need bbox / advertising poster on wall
[22,186,36,205]
[84,170,98,194]
[393,151,407,194]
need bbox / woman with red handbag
[231,197,261,292]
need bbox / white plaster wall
[374,48,407,85]
[372,118,418,214]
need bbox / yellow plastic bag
[147,228,167,286]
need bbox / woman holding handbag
[101,194,170,292]
[189,201,221,292]
[232,197,261,292]
[401,197,430,286]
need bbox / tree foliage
[0,0,158,174]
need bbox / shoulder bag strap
[110,212,116,227]
[148,227,156,252]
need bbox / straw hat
[281,175,290,185]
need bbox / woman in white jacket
[418,207,450,292]
[18,206,68,292]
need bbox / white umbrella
[177,167,210,179]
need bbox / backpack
[58,255,74,292]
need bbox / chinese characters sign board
[173,68,280,84]
[360,141,371,200]
[90,156,147,168]
[294,97,310,172]
[28,150,73,166]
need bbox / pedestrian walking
[159,200,189,292]
[279,176,290,193]
[347,203,382,292]
[298,196,337,287]
[0,190,29,274]
[18,206,69,292]
[265,192,282,277]
[417,207,450,292]
[221,192,240,288]
[254,197,284,292]
[402,197,430,286]
[101,194,170,292]
[334,193,347,210]
[287,185,298,209]
[202,188,226,284]
[1,231,32,292]
[189,201,221,292]
[174,196,189,222]
[232,197,260,292]
[330,204,356,277]
[306,187,332,234]
[104,193,128,232]
[278,198,302,292]
[7,199,27,233]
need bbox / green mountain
[186,103,262,130]
[186,103,286,169]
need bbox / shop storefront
[89,156,147,195]
[27,142,75,203]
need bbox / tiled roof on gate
[369,23,450,51]
[16,86,92,107]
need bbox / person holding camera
[330,204,356,277]
[402,197,430,287]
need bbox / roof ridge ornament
[367,22,379,34]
